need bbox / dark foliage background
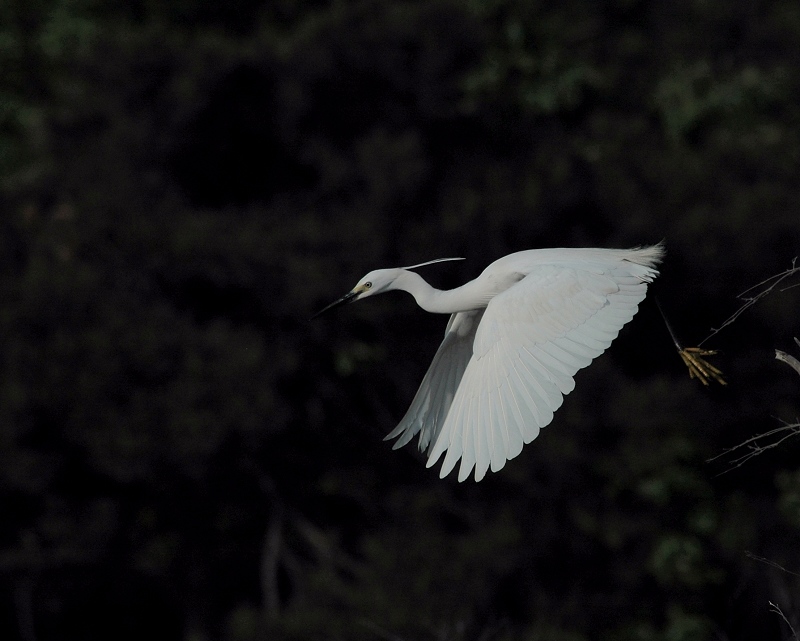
[2,1,800,640]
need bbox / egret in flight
[314,244,664,481]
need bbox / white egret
[315,244,664,481]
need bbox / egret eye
[364,282,372,289]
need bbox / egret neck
[390,270,492,314]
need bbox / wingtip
[628,243,665,265]
[457,461,475,483]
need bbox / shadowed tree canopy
[1,1,799,640]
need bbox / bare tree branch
[769,601,799,641]
[776,341,800,377]
[660,259,799,386]
[709,335,800,473]
[745,551,800,578]
[708,418,800,474]
[699,258,799,347]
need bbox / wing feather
[499,364,526,461]
[490,351,511,473]
[527,345,576,393]
[385,310,484,453]
[426,248,661,481]
[476,387,492,482]
[458,394,478,482]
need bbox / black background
[1,1,799,640]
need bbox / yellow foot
[678,347,727,386]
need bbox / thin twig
[745,551,800,578]
[769,601,799,641]
[655,297,684,351]
[708,418,800,474]
[699,258,799,347]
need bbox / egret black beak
[310,290,359,320]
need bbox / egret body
[315,245,664,481]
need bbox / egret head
[311,257,464,319]
[311,269,401,319]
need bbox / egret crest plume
[401,257,465,270]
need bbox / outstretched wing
[385,310,485,453]
[426,259,658,482]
